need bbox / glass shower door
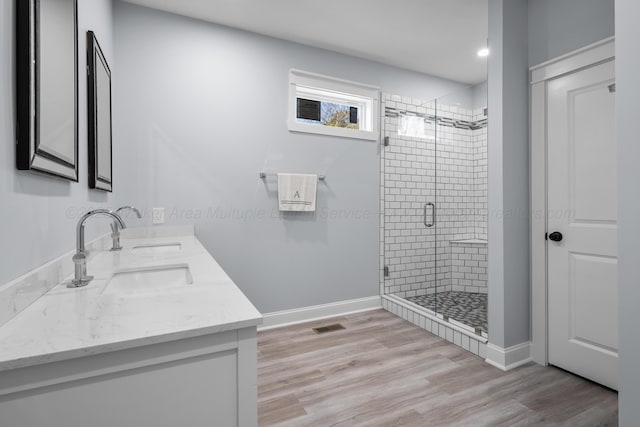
[433,90,489,337]
[381,95,438,309]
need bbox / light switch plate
[152,207,165,224]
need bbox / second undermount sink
[103,264,193,295]
[130,242,182,255]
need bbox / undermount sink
[103,264,193,295]
[130,242,182,255]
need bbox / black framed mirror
[87,31,113,192]
[16,0,79,181]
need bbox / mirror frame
[87,31,113,192]
[16,0,79,181]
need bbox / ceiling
[123,0,488,85]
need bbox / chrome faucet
[70,209,126,288]
[110,206,142,251]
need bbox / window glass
[289,70,379,140]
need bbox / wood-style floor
[257,309,618,426]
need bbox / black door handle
[549,231,563,242]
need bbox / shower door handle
[424,202,435,228]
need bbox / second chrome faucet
[111,206,142,251]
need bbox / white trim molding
[258,296,382,331]
[529,37,615,367]
[530,36,615,84]
[485,342,532,371]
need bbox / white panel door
[547,60,617,390]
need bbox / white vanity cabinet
[0,229,261,427]
[0,327,258,427]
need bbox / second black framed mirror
[87,31,113,192]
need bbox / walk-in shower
[380,85,488,338]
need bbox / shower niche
[380,86,489,355]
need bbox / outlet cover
[152,207,165,224]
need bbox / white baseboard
[258,296,382,331]
[485,342,532,371]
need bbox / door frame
[529,37,615,365]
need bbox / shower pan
[381,87,488,338]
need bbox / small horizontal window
[288,69,379,141]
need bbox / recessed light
[477,48,489,57]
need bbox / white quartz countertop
[0,229,262,372]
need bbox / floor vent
[313,324,345,334]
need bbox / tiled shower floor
[405,291,488,333]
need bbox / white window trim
[288,69,380,141]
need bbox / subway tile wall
[450,240,488,293]
[472,110,488,240]
[380,93,488,299]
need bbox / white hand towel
[277,173,317,212]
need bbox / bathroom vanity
[0,227,262,427]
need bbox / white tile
[454,331,462,346]
[446,327,454,343]
[461,335,470,351]
[412,311,420,326]
[478,342,487,359]
[470,339,480,356]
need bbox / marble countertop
[0,228,262,372]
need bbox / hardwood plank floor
[258,309,618,426]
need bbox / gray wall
[113,1,467,313]
[484,0,615,350]
[616,0,640,423]
[0,0,120,286]
[528,0,615,66]
[472,82,488,110]
[487,0,530,349]
[435,81,487,112]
